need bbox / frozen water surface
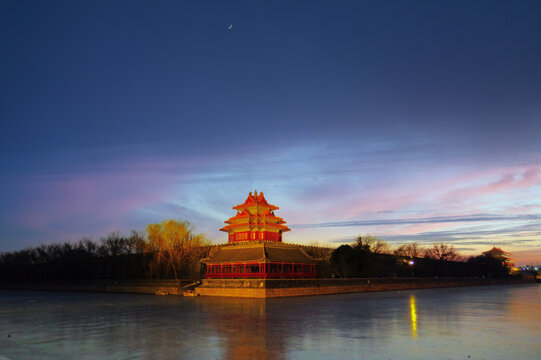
[0,284,539,360]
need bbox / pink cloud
[285,164,540,227]
[441,167,540,206]
[15,166,176,238]
[517,168,541,187]
[504,204,541,215]
[383,222,451,236]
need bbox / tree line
[0,220,210,281]
[0,222,509,281]
[327,236,509,278]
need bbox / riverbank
[195,277,534,298]
[0,279,195,295]
[1,277,534,298]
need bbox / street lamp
[408,260,415,278]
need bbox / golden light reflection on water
[410,295,417,338]
[201,297,283,360]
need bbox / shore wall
[0,279,194,295]
[1,278,534,298]
[195,278,534,298]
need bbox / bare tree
[355,235,390,254]
[394,243,423,258]
[99,232,125,257]
[126,230,146,254]
[78,238,98,256]
[424,243,461,261]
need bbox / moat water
[0,284,539,360]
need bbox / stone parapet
[195,278,533,298]
[2,278,533,298]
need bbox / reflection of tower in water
[410,295,417,338]
[201,297,285,360]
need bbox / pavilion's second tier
[222,219,290,242]
[225,230,284,242]
[221,196,290,242]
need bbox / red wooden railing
[205,262,316,279]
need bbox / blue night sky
[1,1,540,264]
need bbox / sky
[1,0,540,265]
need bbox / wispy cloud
[1,138,540,261]
[441,167,541,206]
[291,213,541,229]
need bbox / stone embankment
[0,279,194,295]
[195,277,535,298]
[1,278,534,298]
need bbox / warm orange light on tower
[220,190,290,243]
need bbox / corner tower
[221,190,290,242]
[201,191,317,279]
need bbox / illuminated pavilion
[201,191,317,279]
[482,247,515,268]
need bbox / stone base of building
[195,278,534,298]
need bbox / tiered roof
[220,190,290,235]
[482,247,511,258]
[482,247,515,267]
[202,242,317,264]
[232,191,278,211]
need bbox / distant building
[201,191,318,279]
[482,247,515,268]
